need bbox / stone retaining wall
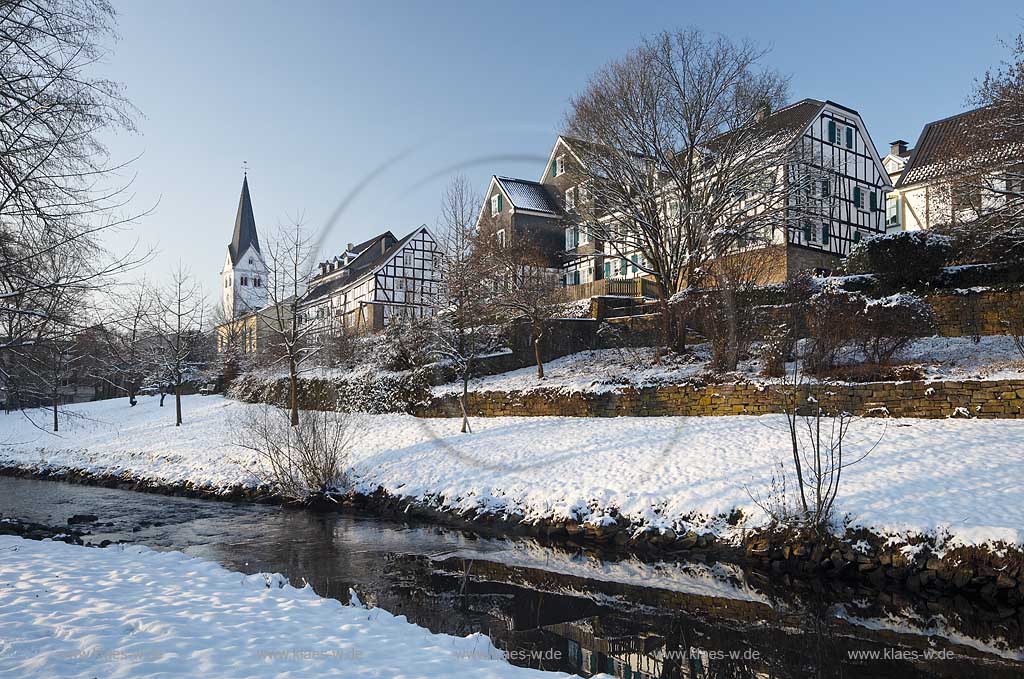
[416,378,1024,419]
[926,289,1024,337]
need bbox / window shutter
[846,127,854,148]
[822,224,830,244]
[853,186,862,208]
[497,194,502,212]
[631,254,638,273]
[803,222,813,242]
[869,191,877,211]
[853,230,862,243]
[604,261,611,278]
[828,120,836,143]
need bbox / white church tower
[220,174,268,318]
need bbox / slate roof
[895,105,1018,189]
[228,176,260,265]
[302,228,422,304]
[495,176,561,214]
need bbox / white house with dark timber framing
[299,226,439,334]
[782,99,892,269]
[549,100,892,287]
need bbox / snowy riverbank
[0,536,578,678]
[1,395,1023,553]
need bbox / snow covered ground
[0,535,579,678]
[2,395,1023,550]
[431,337,1024,396]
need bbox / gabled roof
[228,176,260,265]
[302,227,430,304]
[494,176,560,214]
[895,105,1018,189]
[704,99,825,153]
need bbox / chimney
[346,242,354,253]
[890,139,910,157]
[756,101,772,122]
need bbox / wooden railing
[562,277,661,302]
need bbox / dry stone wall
[415,379,1024,419]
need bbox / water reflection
[1,477,1021,678]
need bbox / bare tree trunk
[175,384,182,426]
[288,357,299,427]
[460,373,472,434]
[52,398,58,433]
[533,321,544,379]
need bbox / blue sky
[101,0,1021,293]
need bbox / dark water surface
[1,476,1021,678]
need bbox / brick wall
[415,379,1024,419]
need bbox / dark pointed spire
[228,175,260,264]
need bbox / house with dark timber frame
[299,226,440,334]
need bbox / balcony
[562,276,661,302]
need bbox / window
[565,187,576,210]
[496,229,506,247]
[555,155,565,176]
[490,194,501,216]
[253,277,261,288]
[565,226,579,250]
[886,196,901,228]
[803,221,817,243]
[403,251,414,267]
[820,178,830,197]
[240,276,249,286]
[580,225,589,244]
[248,257,253,264]
[397,279,405,290]
[224,277,230,289]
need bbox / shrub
[804,284,864,373]
[845,231,953,285]
[758,323,792,378]
[237,405,352,503]
[856,293,935,364]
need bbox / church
[220,174,268,319]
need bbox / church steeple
[221,173,268,319]
[228,175,260,265]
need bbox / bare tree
[0,0,150,361]
[479,233,563,379]
[261,218,319,427]
[152,266,205,426]
[93,281,157,406]
[564,29,827,354]
[429,175,500,433]
[209,301,253,390]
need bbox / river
[1,476,1021,678]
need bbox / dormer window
[490,193,502,216]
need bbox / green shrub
[845,231,953,285]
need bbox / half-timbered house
[299,226,439,334]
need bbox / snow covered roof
[494,176,560,214]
